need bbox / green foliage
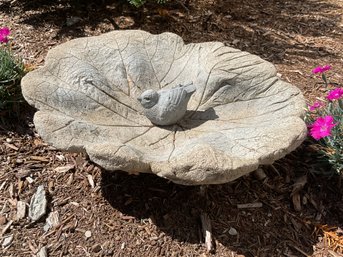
[0,46,25,114]
[305,68,343,176]
[128,0,167,7]
[320,101,343,173]
[306,103,343,176]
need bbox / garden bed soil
[1,0,343,256]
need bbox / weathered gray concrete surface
[21,30,307,185]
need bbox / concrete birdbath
[21,30,307,185]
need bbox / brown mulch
[1,0,343,256]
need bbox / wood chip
[26,177,34,184]
[53,164,75,173]
[52,196,71,207]
[30,156,50,162]
[16,201,26,220]
[228,227,238,236]
[29,185,47,222]
[36,246,48,257]
[328,250,342,257]
[1,220,13,236]
[44,211,60,231]
[87,175,95,188]
[67,174,74,185]
[291,175,307,212]
[8,183,14,198]
[55,154,65,161]
[48,181,55,194]
[200,213,214,253]
[237,202,263,209]
[33,138,44,147]
[292,193,302,212]
[85,230,92,238]
[28,240,38,254]
[69,201,79,207]
[4,143,19,151]
[91,243,102,253]
[0,181,6,191]
[2,234,13,248]
[292,175,308,193]
[253,168,267,180]
[15,168,31,179]
[0,215,7,225]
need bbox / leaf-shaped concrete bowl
[21,30,307,185]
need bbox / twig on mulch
[237,202,263,209]
[315,225,343,254]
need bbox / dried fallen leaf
[114,16,135,29]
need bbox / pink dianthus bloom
[312,65,331,74]
[0,27,10,43]
[308,101,324,111]
[309,115,337,140]
[327,88,343,101]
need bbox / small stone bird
[137,83,196,126]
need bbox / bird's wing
[170,87,186,105]
[161,86,186,112]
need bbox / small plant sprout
[0,27,26,116]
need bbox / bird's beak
[137,96,142,102]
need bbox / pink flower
[0,27,10,43]
[327,88,343,101]
[312,65,331,74]
[310,115,337,140]
[308,101,324,111]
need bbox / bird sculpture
[137,83,196,126]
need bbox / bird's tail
[183,82,196,94]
